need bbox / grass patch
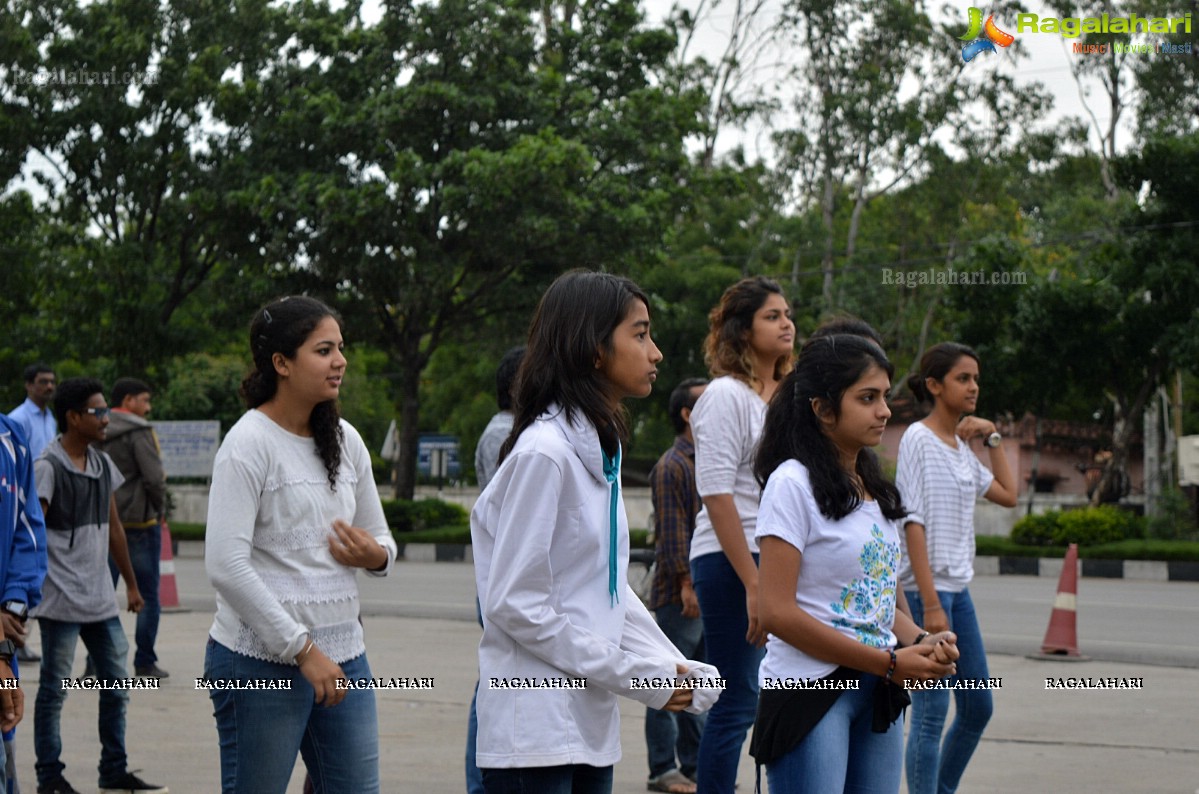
[1077,539,1199,561]
[168,522,206,541]
[974,535,1199,562]
[975,536,1065,558]
[394,525,471,544]
[393,526,653,547]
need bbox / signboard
[1180,435,1199,487]
[154,420,221,478]
[417,434,461,480]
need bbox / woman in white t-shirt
[752,335,959,794]
[205,296,398,793]
[688,276,793,794]
[898,343,1017,794]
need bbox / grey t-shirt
[475,411,514,491]
[33,439,125,623]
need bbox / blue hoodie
[0,415,47,610]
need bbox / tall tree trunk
[820,167,836,310]
[394,361,422,500]
[1092,364,1162,507]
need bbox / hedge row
[1010,506,1144,547]
[382,498,469,534]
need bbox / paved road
[9,557,1197,793]
[193,553,1199,669]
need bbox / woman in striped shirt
[897,342,1017,794]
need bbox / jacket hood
[43,437,106,479]
[544,404,619,487]
[104,410,151,441]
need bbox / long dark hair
[242,295,345,490]
[907,342,980,405]
[755,334,905,521]
[704,276,793,391]
[500,270,649,463]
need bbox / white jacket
[471,405,715,769]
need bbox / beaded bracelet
[885,648,897,682]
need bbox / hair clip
[263,309,273,324]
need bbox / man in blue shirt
[8,364,57,460]
[0,414,49,794]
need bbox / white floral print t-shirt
[755,459,900,683]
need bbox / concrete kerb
[176,540,1196,582]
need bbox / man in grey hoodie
[95,379,168,680]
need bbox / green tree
[247,0,706,497]
[994,135,1199,504]
[1,0,292,376]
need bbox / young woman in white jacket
[471,270,720,794]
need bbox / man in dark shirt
[96,379,169,679]
[645,378,708,794]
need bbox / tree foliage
[241,0,707,496]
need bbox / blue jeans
[467,681,483,794]
[205,638,380,794]
[481,764,613,794]
[765,674,903,794]
[34,617,130,787]
[645,603,705,779]
[691,552,764,794]
[904,589,993,794]
[467,597,484,794]
[107,525,162,669]
[4,654,16,794]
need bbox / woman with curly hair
[204,295,397,793]
[688,276,794,793]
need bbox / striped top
[896,421,994,592]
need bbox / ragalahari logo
[960,7,1015,62]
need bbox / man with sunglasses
[31,378,166,794]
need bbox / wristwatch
[1,601,27,622]
[0,640,14,663]
[986,432,1002,448]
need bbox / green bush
[1010,511,1061,547]
[381,498,468,533]
[1010,506,1143,547]
[1054,505,1143,545]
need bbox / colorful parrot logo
[960,7,1015,62]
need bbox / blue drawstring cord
[602,447,621,607]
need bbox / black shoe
[37,778,81,794]
[98,771,169,793]
[134,665,170,679]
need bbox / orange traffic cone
[1029,543,1088,661]
[159,521,186,613]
